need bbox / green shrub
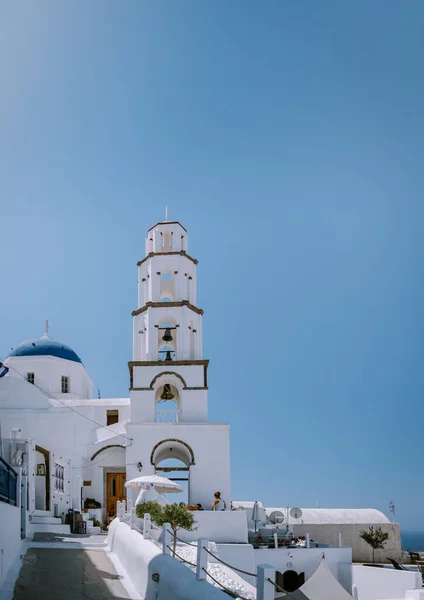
[84,498,102,509]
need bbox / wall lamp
[137,462,143,472]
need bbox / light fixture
[137,462,143,472]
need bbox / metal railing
[0,456,18,506]
[158,350,176,361]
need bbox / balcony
[158,349,176,361]
[155,410,180,424]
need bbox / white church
[0,219,230,535]
[0,217,400,563]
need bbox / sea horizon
[401,530,424,552]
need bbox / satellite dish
[269,511,285,525]
[290,507,303,519]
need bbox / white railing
[156,410,180,423]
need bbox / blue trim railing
[0,456,18,506]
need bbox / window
[61,376,69,394]
[27,373,35,385]
[54,463,65,493]
[107,410,119,426]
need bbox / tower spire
[165,205,168,221]
[45,319,49,336]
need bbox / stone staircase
[28,510,102,536]
[29,510,71,536]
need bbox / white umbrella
[125,474,183,494]
[252,500,262,532]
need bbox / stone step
[29,524,71,536]
[86,526,102,534]
[32,510,52,517]
[31,516,63,525]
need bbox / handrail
[166,546,197,567]
[0,455,18,506]
[201,568,251,600]
[166,529,197,547]
[0,455,18,477]
[203,546,257,578]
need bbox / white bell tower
[126,218,231,508]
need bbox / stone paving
[11,535,130,600]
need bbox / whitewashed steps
[86,526,102,534]
[31,516,63,525]
[29,523,71,535]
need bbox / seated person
[196,503,204,511]
[135,483,168,507]
[106,507,115,525]
[212,491,226,511]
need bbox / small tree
[359,526,389,564]
[137,501,197,554]
[136,500,163,522]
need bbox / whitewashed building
[0,217,401,569]
[0,218,231,536]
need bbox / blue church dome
[7,335,83,364]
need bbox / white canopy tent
[291,559,354,600]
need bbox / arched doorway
[35,445,50,511]
[89,445,126,519]
[150,439,195,505]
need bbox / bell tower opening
[155,383,180,423]
[151,439,194,505]
[160,271,175,302]
[155,457,189,505]
[157,322,177,361]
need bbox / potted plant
[255,534,268,549]
[83,498,102,513]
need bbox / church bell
[161,328,174,361]
[160,384,175,401]
[162,328,173,343]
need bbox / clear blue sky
[1,1,423,530]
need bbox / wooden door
[106,472,126,515]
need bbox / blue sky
[1,1,424,529]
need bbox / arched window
[155,382,180,419]
[155,457,189,504]
[151,439,194,505]
[160,271,174,301]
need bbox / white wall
[5,355,93,400]
[0,378,130,515]
[292,523,402,563]
[0,503,21,584]
[352,565,421,600]
[252,547,353,592]
[108,518,227,600]
[175,511,248,544]
[126,422,231,510]
[215,544,256,587]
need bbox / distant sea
[401,531,424,552]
